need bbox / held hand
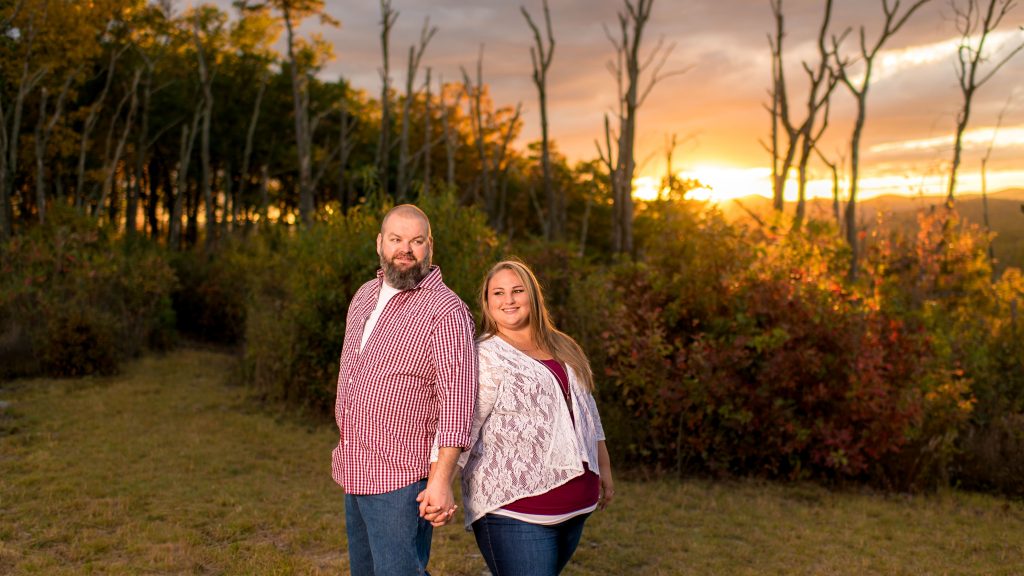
[416,481,457,527]
[597,477,615,511]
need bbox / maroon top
[502,358,600,515]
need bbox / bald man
[331,204,477,575]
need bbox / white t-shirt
[361,281,402,349]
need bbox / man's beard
[381,250,431,290]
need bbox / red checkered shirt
[331,265,477,495]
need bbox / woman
[460,259,614,576]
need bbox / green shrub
[954,414,1024,497]
[583,206,971,487]
[868,207,1023,491]
[0,206,177,378]
[241,192,499,414]
[170,235,258,345]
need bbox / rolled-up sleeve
[431,306,478,450]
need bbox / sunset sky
[213,0,1024,203]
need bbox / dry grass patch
[1,349,1022,575]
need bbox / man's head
[377,204,433,290]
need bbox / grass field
[1,348,1023,575]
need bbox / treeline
[2,195,1022,496]
[0,0,603,250]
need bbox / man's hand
[417,447,461,527]
[416,481,456,527]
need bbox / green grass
[2,349,1023,575]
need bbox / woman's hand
[597,440,614,511]
[598,476,615,510]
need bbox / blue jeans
[472,512,591,576]
[345,479,433,575]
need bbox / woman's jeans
[345,479,433,576]
[472,512,591,576]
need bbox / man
[332,204,477,575]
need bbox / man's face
[377,212,432,290]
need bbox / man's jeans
[345,479,432,575]
[471,512,590,576]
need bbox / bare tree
[170,107,203,248]
[32,69,79,223]
[439,77,461,190]
[336,82,356,208]
[980,93,1015,263]
[603,0,684,255]
[494,103,523,231]
[462,48,492,210]
[814,145,845,234]
[2,6,48,238]
[832,0,934,280]
[767,0,798,213]
[192,9,222,246]
[948,0,1024,204]
[766,0,842,226]
[266,0,338,225]
[128,49,156,237]
[0,0,24,240]
[377,0,398,196]
[97,69,143,225]
[522,0,560,240]
[421,68,433,194]
[397,17,437,200]
[238,72,268,225]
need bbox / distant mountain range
[716,189,1024,272]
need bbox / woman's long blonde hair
[479,259,595,391]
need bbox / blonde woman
[460,259,614,576]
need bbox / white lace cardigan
[458,335,606,528]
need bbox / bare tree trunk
[259,163,270,226]
[238,72,267,224]
[146,157,161,240]
[814,145,843,234]
[0,0,25,240]
[170,108,202,248]
[128,64,153,238]
[422,68,433,195]
[578,196,592,258]
[605,0,683,254]
[462,49,493,212]
[33,70,77,223]
[75,46,124,209]
[97,69,142,228]
[223,162,233,232]
[377,0,398,197]
[440,78,459,190]
[769,0,839,223]
[795,0,838,228]
[397,18,436,200]
[980,93,1014,265]
[2,6,47,236]
[833,0,933,280]
[283,5,314,225]
[494,103,522,232]
[0,88,8,240]
[193,12,218,247]
[336,87,355,208]
[948,0,1024,205]
[523,0,559,239]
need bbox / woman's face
[486,268,531,333]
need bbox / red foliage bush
[596,213,951,483]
